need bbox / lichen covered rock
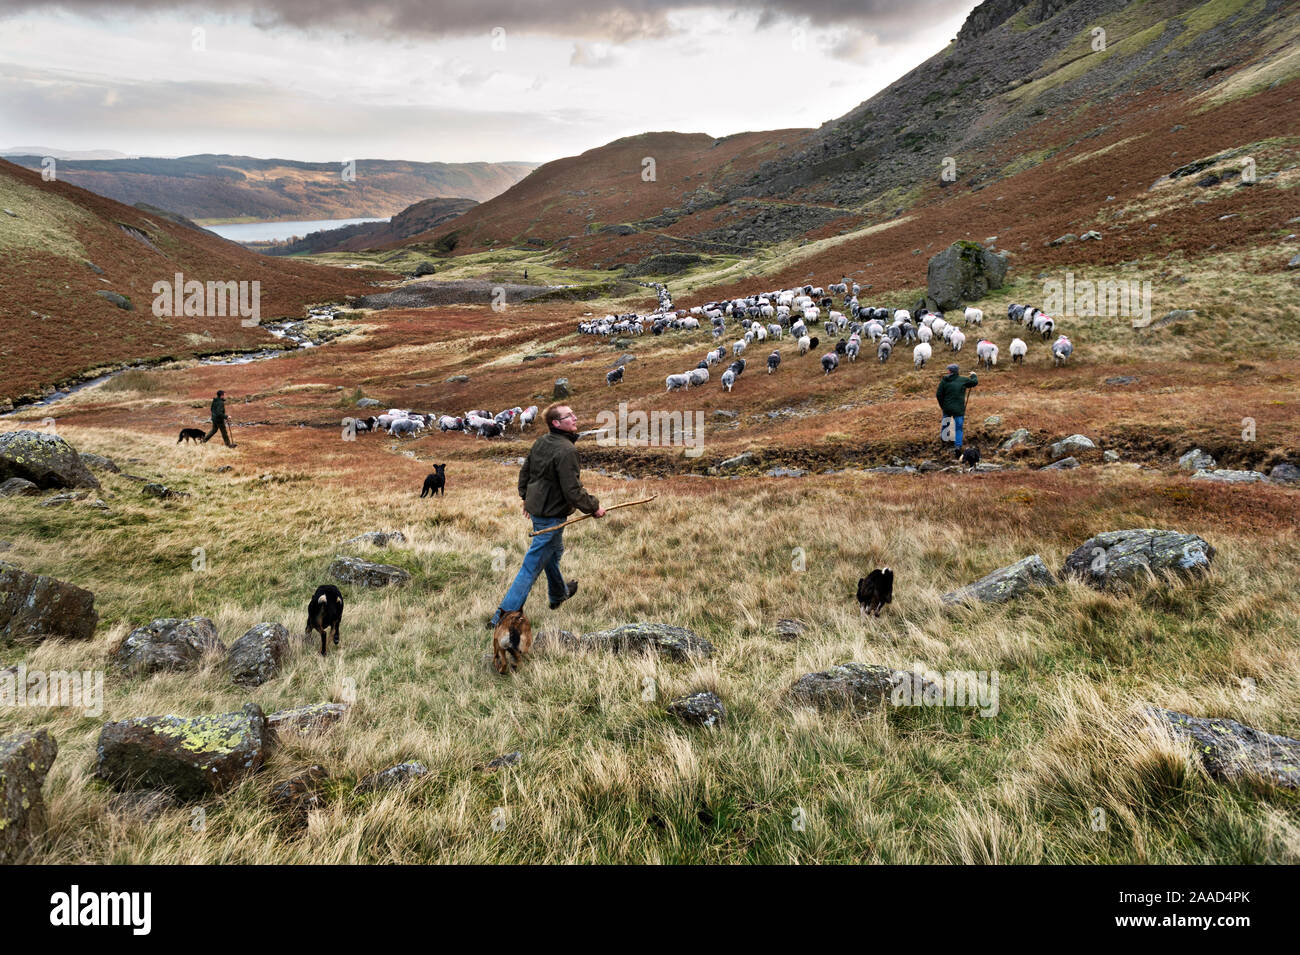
[1061,528,1214,590]
[328,555,411,588]
[228,622,291,687]
[0,430,99,490]
[0,729,58,863]
[579,622,714,660]
[666,691,726,727]
[1149,707,1300,789]
[790,663,939,715]
[941,554,1057,605]
[113,616,224,674]
[0,561,98,643]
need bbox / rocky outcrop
[578,623,715,660]
[0,729,58,863]
[328,556,411,588]
[1149,707,1300,789]
[95,703,268,800]
[1191,469,1266,484]
[1000,428,1032,451]
[227,622,291,687]
[790,663,939,715]
[1270,463,1300,484]
[113,617,224,674]
[1049,434,1094,458]
[0,431,99,490]
[1061,529,1214,590]
[926,241,1008,311]
[941,555,1057,605]
[1178,448,1215,471]
[666,691,726,727]
[266,702,350,738]
[357,761,428,793]
[0,562,98,643]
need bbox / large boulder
[1000,428,1032,451]
[578,622,714,660]
[328,556,411,588]
[227,622,291,687]
[0,561,98,642]
[1178,448,1215,471]
[0,431,99,490]
[1061,528,1214,590]
[0,477,41,497]
[1192,468,1266,484]
[113,617,225,674]
[95,703,268,800]
[1270,463,1300,484]
[926,241,1008,311]
[1149,707,1300,789]
[1049,434,1094,459]
[0,729,58,863]
[790,663,939,715]
[941,555,1057,605]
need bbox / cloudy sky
[0,1,978,164]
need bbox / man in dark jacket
[487,403,605,628]
[203,389,237,448]
[935,363,977,453]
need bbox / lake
[206,217,388,243]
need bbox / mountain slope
[258,196,479,255]
[1,154,535,223]
[0,158,391,406]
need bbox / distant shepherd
[203,389,237,448]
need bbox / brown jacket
[518,428,600,519]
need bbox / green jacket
[210,396,227,422]
[936,372,978,417]
[518,428,600,519]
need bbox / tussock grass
[3,423,1299,863]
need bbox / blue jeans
[941,414,965,448]
[493,515,567,622]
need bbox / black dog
[856,567,894,618]
[306,584,344,657]
[177,428,206,444]
[958,445,981,469]
[420,464,447,497]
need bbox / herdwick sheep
[949,329,966,352]
[478,421,504,438]
[606,366,625,386]
[878,338,893,363]
[767,350,781,374]
[686,368,710,388]
[917,324,933,344]
[976,339,998,368]
[1052,335,1073,366]
[767,323,782,340]
[666,373,690,392]
[964,307,984,326]
[913,342,932,369]
[894,309,911,324]
[721,369,737,392]
[1009,338,1027,364]
[821,352,840,375]
[390,418,421,437]
[438,415,464,432]
[846,335,861,362]
[733,340,747,356]
[519,406,538,430]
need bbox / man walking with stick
[936,363,977,456]
[203,389,238,448]
[487,403,605,629]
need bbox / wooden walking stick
[528,496,657,536]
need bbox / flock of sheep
[582,279,1076,394]
[350,405,539,439]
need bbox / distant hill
[257,196,480,255]
[1,154,535,223]
[401,0,1299,274]
[0,157,391,406]
[2,147,135,161]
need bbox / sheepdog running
[856,568,894,618]
[306,584,344,657]
[492,610,534,675]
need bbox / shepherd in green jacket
[487,403,605,629]
[203,389,237,448]
[936,364,977,453]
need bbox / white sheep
[950,329,966,351]
[1052,335,1073,366]
[976,339,998,368]
[917,324,933,344]
[518,406,538,430]
[666,373,690,392]
[721,369,736,392]
[964,307,984,326]
[913,342,932,369]
[1009,338,1027,364]
[893,309,911,324]
[686,367,709,388]
[733,339,747,356]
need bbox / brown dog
[492,610,533,674]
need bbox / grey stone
[0,729,58,863]
[114,616,224,674]
[941,555,1057,605]
[984,415,1001,426]
[79,453,119,473]
[712,409,738,420]
[1149,707,1300,789]
[141,483,187,500]
[1000,428,1032,451]
[1043,456,1079,470]
[1191,469,1266,484]
[0,430,99,490]
[926,242,1008,311]
[1178,448,1216,471]
[1105,376,1139,386]
[356,397,380,408]
[720,451,755,470]
[267,702,349,737]
[478,751,522,772]
[328,555,411,588]
[228,622,291,687]
[446,375,470,383]
[95,703,267,800]
[1048,233,1078,246]
[357,761,428,793]
[553,378,570,399]
[790,663,938,715]
[1269,463,1300,484]
[269,765,328,826]
[766,467,808,478]
[1080,230,1102,241]
[1061,528,1215,590]
[95,290,134,310]
[0,560,98,643]
[1103,450,1120,462]
[0,477,41,497]
[342,530,407,548]
[578,622,714,661]
[1049,434,1094,458]
[775,619,806,641]
[666,691,726,728]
